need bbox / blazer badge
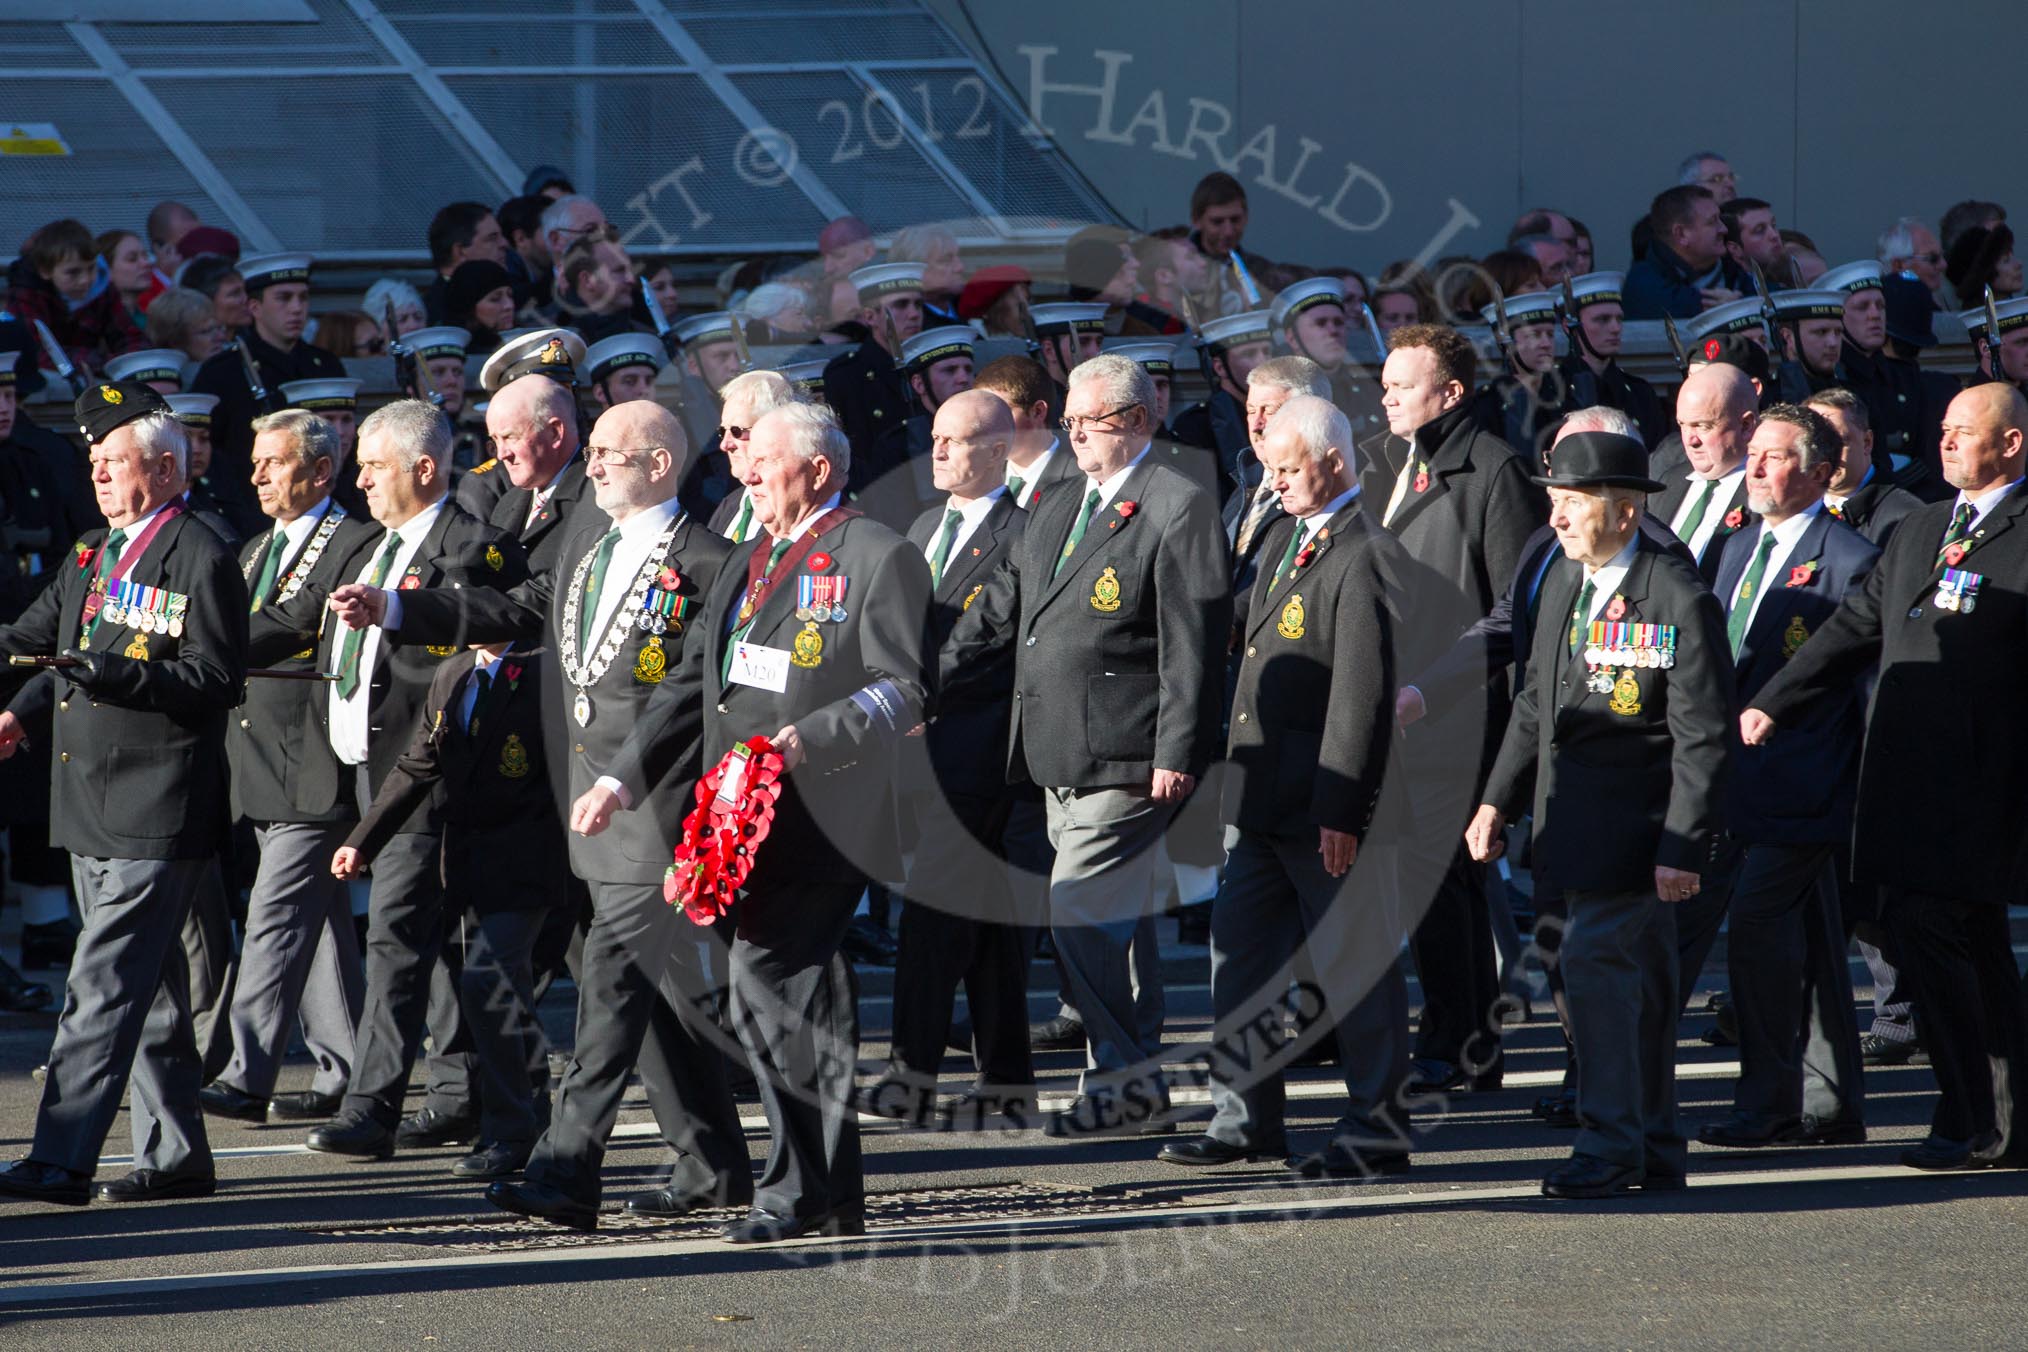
[499,732,530,778]
[791,622,824,668]
[124,631,150,661]
[1607,668,1642,716]
[1277,593,1306,640]
[1090,566,1122,613]
[634,635,667,684]
[1782,615,1810,658]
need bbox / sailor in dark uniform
[1171,309,1273,504]
[1560,272,1670,448]
[1473,290,1572,467]
[859,325,975,530]
[821,263,925,462]
[1271,276,1386,444]
[280,378,367,521]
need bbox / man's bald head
[586,396,688,519]
[1939,381,2028,494]
[1675,361,1758,478]
[930,388,1013,501]
[486,372,581,488]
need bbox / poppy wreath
[664,735,786,924]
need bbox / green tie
[1567,576,1595,656]
[578,527,622,651]
[1935,501,1976,566]
[927,507,963,589]
[1055,488,1102,579]
[336,531,403,698]
[1006,474,1027,506]
[249,528,289,612]
[1676,477,1718,543]
[1728,530,1778,655]
[1275,521,1308,584]
[722,536,794,684]
[83,527,127,645]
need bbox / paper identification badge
[729,641,791,693]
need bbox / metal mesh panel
[443,75,826,250]
[731,72,975,233]
[147,75,504,252]
[864,66,1111,231]
[0,82,224,253]
[387,13,682,68]
[0,24,95,68]
[96,0,385,67]
[685,13,963,65]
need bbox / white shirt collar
[386,497,446,544]
[1087,444,1150,507]
[1299,484,1360,531]
[1690,462,1747,487]
[114,501,169,539]
[1583,532,1642,587]
[615,495,679,545]
[1009,437,1059,477]
[782,492,844,544]
[275,494,332,548]
[945,486,1005,527]
[1957,477,2024,527]
[1756,501,1821,552]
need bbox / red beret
[174,225,241,263]
[957,265,1032,321]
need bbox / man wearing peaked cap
[1273,276,1387,446]
[1771,289,1850,395]
[584,331,665,412]
[1560,273,1669,448]
[104,348,188,395]
[281,377,367,520]
[823,263,926,464]
[1473,290,1570,465]
[0,379,250,1206]
[403,325,471,417]
[1959,295,2028,389]
[1172,309,1272,502]
[777,358,827,399]
[164,391,240,551]
[191,252,345,542]
[1028,301,1108,392]
[478,326,586,394]
[858,326,975,531]
[1468,429,1733,1199]
[1817,261,1934,493]
[668,311,743,466]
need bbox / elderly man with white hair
[0,381,247,1206]
[944,353,1229,1138]
[588,401,932,1243]
[707,369,805,543]
[1157,393,1416,1179]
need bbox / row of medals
[572,599,680,727]
[796,602,848,623]
[104,601,184,636]
[1583,645,1672,692]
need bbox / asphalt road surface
[0,926,2023,1350]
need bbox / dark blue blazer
[1714,509,1880,845]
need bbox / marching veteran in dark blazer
[1467,429,1733,1200]
[1157,394,1413,1180]
[942,352,1230,1136]
[1698,404,1879,1152]
[0,380,247,1206]
[335,398,748,1229]
[582,400,932,1244]
[1744,381,2028,1171]
[334,642,568,1181]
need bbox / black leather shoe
[487,1179,598,1231]
[1404,1058,1465,1094]
[839,917,898,967]
[1287,1141,1411,1179]
[938,1087,1038,1130]
[1539,1096,1581,1129]
[1157,1134,1286,1168]
[267,1090,343,1122]
[19,920,76,970]
[452,1140,532,1179]
[198,1082,271,1123]
[306,1111,396,1160]
[1640,1170,1689,1192]
[0,957,51,1013]
[1028,1015,1085,1051]
[1541,1153,1643,1199]
[95,1168,216,1203]
[1700,999,1740,1046]
[720,1206,866,1244]
[1696,1116,1805,1149]
[624,1172,753,1217]
[1860,1033,1927,1066]
[396,1105,479,1148]
[0,1159,90,1206]
[1902,1130,2006,1171]
[1045,1093,1175,1138]
[1787,1114,1866,1146]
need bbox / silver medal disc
[573,690,592,726]
[830,606,848,623]
[169,616,185,637]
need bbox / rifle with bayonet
[1359,300,1388,360]
[1752,258,1810,402]
[640,276,678,362]
[1556,277,1600,409]
[29,318,86,398]
[881,304,917,421]
[384,300,439,407]
[1984,285,2008,383]
[1228,255,1263,309]
[728,310,755,374]
[1662,314,1689,376]
[226,335,276,415]
[1486,280,1516,374]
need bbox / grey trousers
[1043,785,1173,1091]
[219,821,361,1098]
[445,907,549,1143]
[34,856,211,1178]
[342,824,466,1125]
[181,858,236,1084]
[527,879,749,1207]
[1206,832,1411,1154]
[1563,885,1684,1175]
[1727,842,1866,1125]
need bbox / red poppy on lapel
[1943,543,1967,567]
[1723,506,1745,530]
[399,575,421,590]
[808,551,833,572]
[656,566,682,591]
[75,543,95,570]
[1116,500,1137,519]
[1605,594,1628,621]
[1294,541,1318,570]
[1412,469,1430,493]
[1784,561,1818,588]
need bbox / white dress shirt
[921,487,1005,574]
[587,498,681,645]
[1577,534,1641,621]
[330,499,445,767]
[1007,440,1060,509]
[1668,465,1748,560]
[720,488,757,542]
[1953,476,2025,534]
[524,460,572,532]
[1381,434,1424,527]
[1083,445,1150,516]
[1727,504,1820,636]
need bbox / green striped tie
[578,528,621,651]
[1054,488,1101,579]
[336,532,402,698]
[1727,531,1778,655]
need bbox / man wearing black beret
[0,380,249,1206]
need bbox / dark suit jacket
[1649,467,1758,582]
[1224,505,1398,838]
[454,456,512,521]
[190,332,347,539]
[230,502,381,823]
[1483,536,1733,893]
[609,510,932,888]
[392,505,732,886]
[1715,511,1880,845]
[904,493,1025,801]
[261,498,526,834]
[346,648,570,911]
[943,456,1230,788]
[1750,485,2028,903]
[488,457,594,580]
[0,508,247,859]
[823,341,911,469]
[1010,443,1081,511]
[1170,388,1249,504]
[1831,471,1923,548]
